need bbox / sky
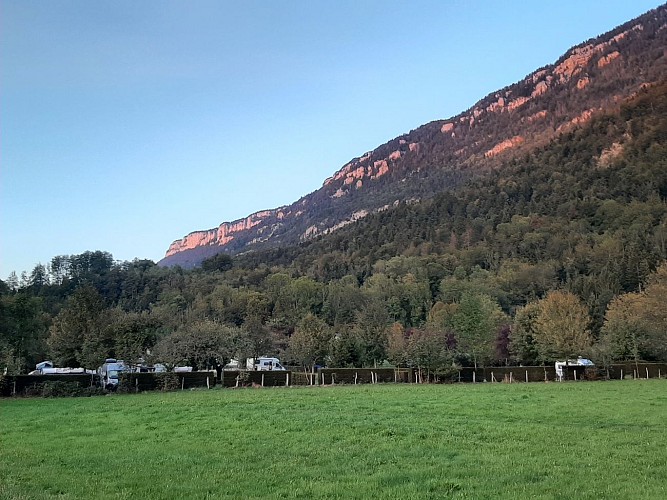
[1,0,662,277]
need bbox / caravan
[29,360,94,375]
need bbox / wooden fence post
[181,377,185,390]
[620,369,623,380]
[509,372,513,383]
[525,370,529,383]
[646,367,650,380]
[261,373,264,387]
[286,372,290,387]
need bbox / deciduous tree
[533,290,592,362]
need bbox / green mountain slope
[160,4,667,268]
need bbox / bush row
[0,374,101,397]
[119,371,217,392]
[3,363,666,397]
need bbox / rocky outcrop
[164,209,283,258]
[485,136,525,158]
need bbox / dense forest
[2,81,667,377]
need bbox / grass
[1,380,666,499]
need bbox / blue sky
[1,0,661,277]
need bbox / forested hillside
[160,4,667,268]
[2,82,667,375]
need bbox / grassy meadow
[1,380,666,499]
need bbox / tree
[5,272,19,292]
[599,261,667,364]
[47,285,106,367]
[599,292,648,369]
[107,310,163,362]
[49,255,70,285]
[532,290,592,362]
[510,302,541,365]
[386,322,408,367]
[287,313,331,371]
[328,327,362,367]
[28,264,49,292]
[406,326,456,382]
[151,321,244,370]
[354,299,389,366]
[450,292,504,369]
[201,253,233,273]
[322,276,363,326]
[0,293,49,372]
[244,315,274,359]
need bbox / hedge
[1,374,100,397]
[119,371,217,392]
[318,368,413,385]
[3,363,666,397]
[220,370,292,387]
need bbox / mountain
[159,4,667,269]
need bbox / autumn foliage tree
[532,290,592,362]
[600,262,667,364]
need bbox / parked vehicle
[246,357,286,371]
[223,357,286,371]
[98,359,129,389]
[29,360,94,375]
[555,357,594,380]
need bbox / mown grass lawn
[1,380,666,499]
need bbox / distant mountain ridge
[159,4,667,268]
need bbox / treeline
[2,83,667,376]
[2,249,666,378]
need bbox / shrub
[156,373,180,391]
[236,371,250,387]
[0,375,10,397]
[23,381,101,397]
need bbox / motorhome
[246,357,286,371]
[223,357,287,371]
[555,357,594,380]
[98,358,129,389]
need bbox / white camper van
[246,357,286,371]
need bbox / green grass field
[1,380,666,499]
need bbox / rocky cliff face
[159,5,667,268]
